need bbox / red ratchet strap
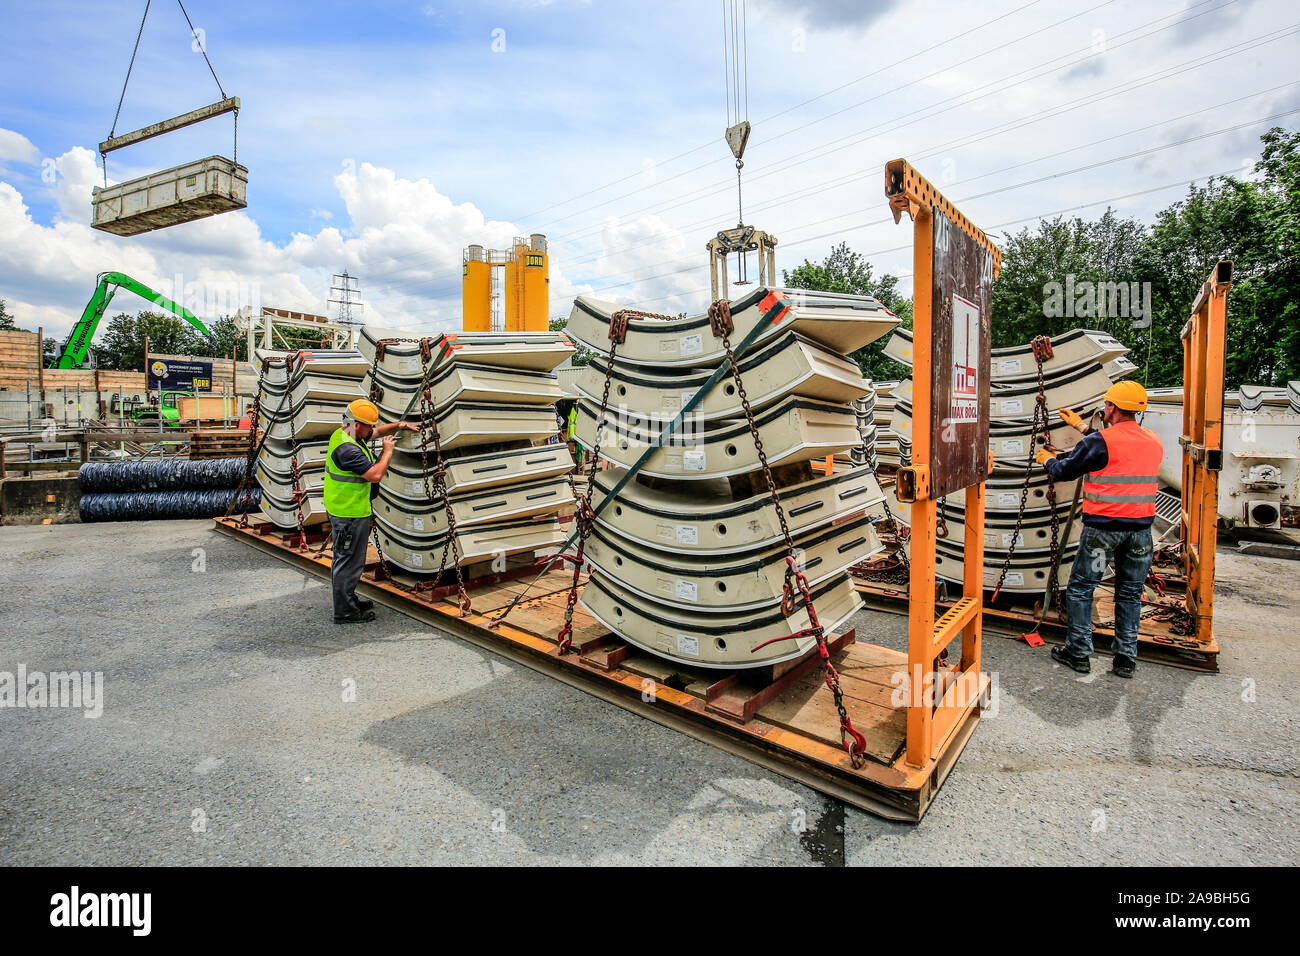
[750,628,819,653]
[759,290,792,325]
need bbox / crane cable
[722,0,749,225]
[109,0,152,143]
[104,0,236,183]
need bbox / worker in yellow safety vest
[323,399,418,623]
[1036,380,1163,678]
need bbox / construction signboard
[147,358,213,393]
[929,206,994,499]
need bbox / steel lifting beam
[885,159,1000,768]
[99,97,240,155]
[1179,260,1231,643]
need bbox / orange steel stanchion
[1180,261,1231,645]
[886,160,1001,769]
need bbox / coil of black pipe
[79,487,262,522]
[78,457,250,493]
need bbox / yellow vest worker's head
[343,399,381,440]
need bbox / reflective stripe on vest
[323,427,377,518]
[1082,421,1163,519]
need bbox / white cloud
[589,213,701,310]
[53,146,100,221]
[0,128,40,165]
[0,146,600,340]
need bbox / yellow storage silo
[523,233,549,331]
[504,238,528,332]
[462,245,491,332]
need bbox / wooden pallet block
[756,648,907,765]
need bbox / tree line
[785,127,1298,389]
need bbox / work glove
[1035,446,1057,466]
[1058,407,1087,433]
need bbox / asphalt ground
[1,519,1295,865]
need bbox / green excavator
[51,271,211,369]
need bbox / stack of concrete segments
[846,382,879,471]
[880,328,1136,596]
[867,380,902,470]
[253,348,369,529]
[566,287,900,669]
[357,328,576,575]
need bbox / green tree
[1140,127,1300,387]
[783,242,913,381]
[550,314,594,367]
[0,299,16,331]
[94,310,204,370]
[991,209,1148,352]
[185,314,248,362]
[993,127,1300,388]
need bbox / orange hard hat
[1104,380,1148,412]
[345,399,380,425]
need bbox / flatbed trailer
[213,516,985,821]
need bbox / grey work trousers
[329,514,371,619]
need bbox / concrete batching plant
[462,235,550,332]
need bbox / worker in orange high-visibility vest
[1036,380,1162,679]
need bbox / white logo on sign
[949,294,980,422]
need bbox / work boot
[355,598,375,612]
[1051,645,1091,674]
[334,609,376,624]
[1111,655,1136,679]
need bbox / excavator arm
[52,271,211,369]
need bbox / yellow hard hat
[1104,380,1148,412]
[345,399,380,425]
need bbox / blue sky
[1,0,1297,338]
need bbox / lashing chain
[876,487,910,570]
[557,309,634,653]
[418,342,470,615]
[1143,599,1198,636]
[236,361,268,528]
[709,298,867,769]
[289,452,309,550]
[990,335,1059,604]
[856,385,910,571]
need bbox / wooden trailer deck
[213,516,985,821]
[853,561,1219,672]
